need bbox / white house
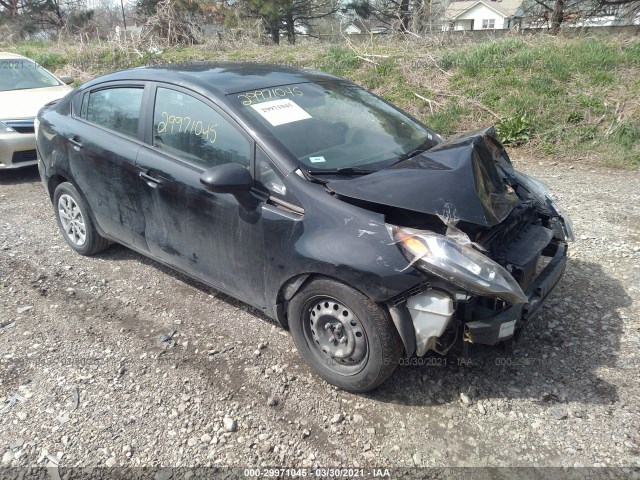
[442,0,524,30]
[443,0,639,31]
[342,19,391,35]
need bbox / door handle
[67,137,83,150]
[139,171,164,188]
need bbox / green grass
[3,35,639,168]
[435,36,640,167]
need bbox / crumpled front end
[383,128,573,357]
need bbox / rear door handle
[67,137,83,150]
[139,171,164,188]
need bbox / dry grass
[2,32,638,168]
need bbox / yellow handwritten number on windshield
[238,86,303,106]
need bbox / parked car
[0,52,73,170]
[36,63,573,392]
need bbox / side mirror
[200,163,258,211]
[59,76,74,85]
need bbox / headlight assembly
[0,121,16,133]
[388,225,528,304]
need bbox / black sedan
[36,63,573,392]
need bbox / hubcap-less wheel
[58,194,87,247]
[303,297,368,375]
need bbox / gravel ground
[1,159,639,473]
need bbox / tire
[289,278,403,393]
[53,182,109,256]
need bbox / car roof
[82,61,344,98]
[0,52,28,60]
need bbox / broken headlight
[388,225,528,305]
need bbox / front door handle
[67,137,83,150]
[139,171,164,188]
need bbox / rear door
[135,84,266,307]
[68,83,148,250]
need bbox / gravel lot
[1,159,639,473]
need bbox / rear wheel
[289,278,402,392]
[53,182,109,256]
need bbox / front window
[232,82,438,173]
[482,19,496,29]
[153,87,250,170]
[0,59,62,92]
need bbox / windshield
[232,81,439,172]
[0,59,62,92]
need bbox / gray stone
[330,413,344,424]
[223,418,237,432]
[2,451,14,465]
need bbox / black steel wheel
[304,297,369,375]
[289,278,403,392]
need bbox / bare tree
[0,0,20,17]
[236,0,340,44]
[523,0,639,33]
[343,0,447,34]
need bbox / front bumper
[463,240,568,345]
[0,132,38,169]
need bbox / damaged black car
[35,63,574,392]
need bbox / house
[442,0,524,30]
[342,19,391,35]
[443,0,639,31]
[527,3,640,28]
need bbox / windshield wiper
[306,166,377,175]
[394,146,429,163]
[387,138,435,166]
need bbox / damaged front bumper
[388,238,568,358]
[463,240,567,346]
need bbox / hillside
[4,34,639,168]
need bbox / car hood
[0,85,71,120]
[327,126,520,228]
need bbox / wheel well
[47,174,69,201]
[275,274,314,328]
[275,273,394,330]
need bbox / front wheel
[289,279,403,392]
[53,182,109,256]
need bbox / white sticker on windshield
[309,156,326,163]
[250,98,311,126]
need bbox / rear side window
[152,87,250,169]
[84,87,144,138]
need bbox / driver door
[135,85,266,307]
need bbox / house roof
[444,0,524,19]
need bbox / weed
[318,46,361,76]
[496,113,533,146]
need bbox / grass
[2,34,639,168]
